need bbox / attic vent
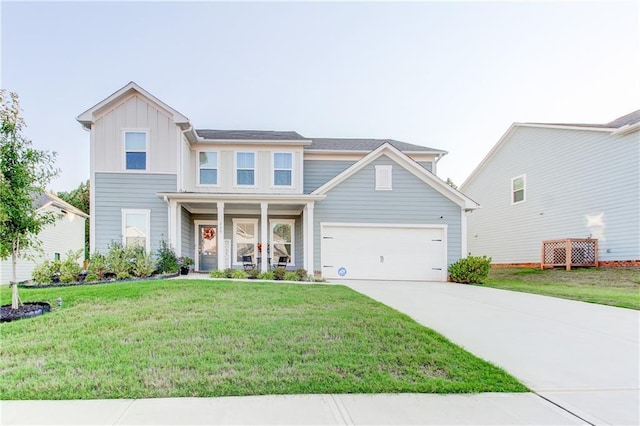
[375,165,392,191]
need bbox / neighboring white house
[77,81,479,281]
[461,110,640,268]
[0,192,89,283]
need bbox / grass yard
[0,280,526,399]
[484,268,640,310]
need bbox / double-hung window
[122,209,150,252]
[124,131,147,170]
[199,151,218,185]
[236,152,255,186]
[511,174,526,204]
[273,153,293,186]
[233,219,257,264]
[270,220,294,264]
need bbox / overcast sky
[2,1,638,192]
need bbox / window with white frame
[270,220,294,264]
[375,165,393,190]
[122,209,150,252]
[511,174,526,204]
[124,131,147,170]
[236,152,256,186]
[273,153,293,186]
[233,219,258,264]
[198,151,218,185]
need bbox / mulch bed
[1,302,51,323]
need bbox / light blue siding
[94,173,176,254]
[463,126,640,263]
[418,162,434,172]
[313,155,462,272]
[303,160,355,193]
[180,207,194,259]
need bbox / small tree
[0,90,58,309]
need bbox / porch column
[217,202,225,271]
[260,202,268,272]
[304,202,315,274]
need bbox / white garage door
[321,223,447,281]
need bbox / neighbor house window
[273,153,293,186]
[512,174,526,204]
[198,151,218,185]
[122,209,150,252]
[236,152,255,186]
[233,219,258,264]
[375,165,393,190]
[270,220,295,264]
[124,131,147,170]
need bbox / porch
[158,193,324,273]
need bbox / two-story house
[77,82,478,281]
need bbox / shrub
[231,269,248,279]
[106,241,137,278]
[59,250,83,283]
[32,260,61,284]
[272,268,286,281]
[84,273,99,282]
[223,268,234,278]
[284,271,298,281]
[295,268,308,281]
[258,271,275,280]
[116,271,131,281]
[133,250,155,278]
[88,252,109,279]
[448,255,492,284]
[210,269,227,278]
[246,268,260,279]
[178,256,194,269]
[155,240,179,274]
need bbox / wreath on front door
[203,227,216,240]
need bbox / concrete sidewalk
[1,393,584,425]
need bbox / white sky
[2,1,638,192]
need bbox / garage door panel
[321,224,447,281]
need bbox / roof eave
[195,138,313,146]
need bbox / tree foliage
[0,90,59,308]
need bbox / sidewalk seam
[328,395,354,425]
[112,399,136,425]
[533,392,595,426]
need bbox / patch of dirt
[0,302,51,323]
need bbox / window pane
[236,243,254,262]
[273,243,291,259]
[237,152,255,169]
[513,178,524,191]
[199,152,217,169]
[200,169,218,185]
[236,223,255,243]
[237,170,255,185]
[125,213,147,249]
[125,132,146,151]
[274,153,292,169]
[273,224,292,243]
[274,170,292,186]
[513,189,524,203]
[126,152,146,170]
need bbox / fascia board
[195,138,313,146]
[156,193,325,203]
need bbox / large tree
[0,90,58,309]
[57,179,90,258]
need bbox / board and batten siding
[93,94,178,174]
[0,206,86,283]
[463,126,640,263]
[313,155,462,272]
[94,173,177,254]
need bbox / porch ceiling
[181,201,306,215]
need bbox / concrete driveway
[341,280,640,426]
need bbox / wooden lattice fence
[541,239,598,270]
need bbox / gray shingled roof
[306,138,445,152]
[530,109,640,129]
[196,129,305,140]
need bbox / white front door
[321,223,447,281]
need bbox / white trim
[271,152,294,188]
[232,218,259,266]
[511,174,526,205]
[304,202,314,273]
[121,209,151,253]
[89,124,96,254]
[194,220,218,272]
[217,203,225,271]
[196,149,220,187]
[234,151,257,188]
[461,210,468,257]
[123,129,149,172]
[517,123,616,133]
[196,138,312,146]
[375,165,393,191]
[269,218,296,266]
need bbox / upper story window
[124,131,147,170]
[198,151,218,186]
[273,153,293,186]
[511,174,526,204]
[236,152,256,186]
[375,165,393,190]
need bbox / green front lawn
[0,280,526,399]
[483,268,640,310]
